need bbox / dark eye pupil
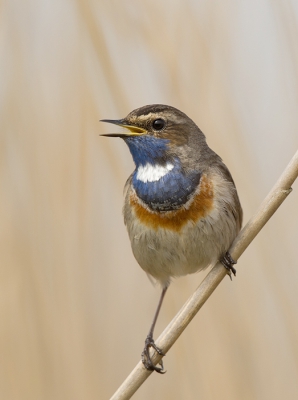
[152,119,165,130]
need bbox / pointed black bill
[100,119,125,126]
[100,119,147,137]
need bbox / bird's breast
[132,163,201,212]
[129,174,214,232]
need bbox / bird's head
[101,104,207,169]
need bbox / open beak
[100,119,147,137]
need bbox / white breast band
[136,162,174,183]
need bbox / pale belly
[123,173,241,287]
[125,208,237,287]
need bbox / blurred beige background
[1,1,298,399]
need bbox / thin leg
[221,251,237,280]
[141,286,168,373]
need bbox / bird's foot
[221,252,237,280]
[141,335,166,374]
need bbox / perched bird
[101,104,242,373]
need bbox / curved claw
[141,336,166,374]
[221,251,237,280]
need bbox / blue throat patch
[124,135,169,166]
[124,135,201,211]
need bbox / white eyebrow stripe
[136,162,174,183]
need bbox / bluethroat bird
[101,105,242,373]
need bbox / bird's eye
[152,118,165,131]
